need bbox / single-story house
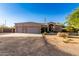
[15,22,63,33]
[15,22,45,33]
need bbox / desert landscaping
[1,3,79,57]
[0,33,78,56]
[46,35,79,56]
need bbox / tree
[66,8,79,29]
[65,26,74,32]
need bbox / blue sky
[0,3,79,26]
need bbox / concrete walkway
[0,33,42,37]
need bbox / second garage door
[27,27,41,33]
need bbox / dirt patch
[46,35,79,56]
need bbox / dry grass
[57,32,68,39]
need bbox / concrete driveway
[0,33,42,37]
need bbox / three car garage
[15,22,43,33]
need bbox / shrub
[57,32,69,39]
[43,32,47,35]
[63,39,73,43]
[41,27,47,33]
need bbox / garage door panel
[27,27,40,33]
[16,27,23,33]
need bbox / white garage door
[16,27,23,33]
[27,27,40,33]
